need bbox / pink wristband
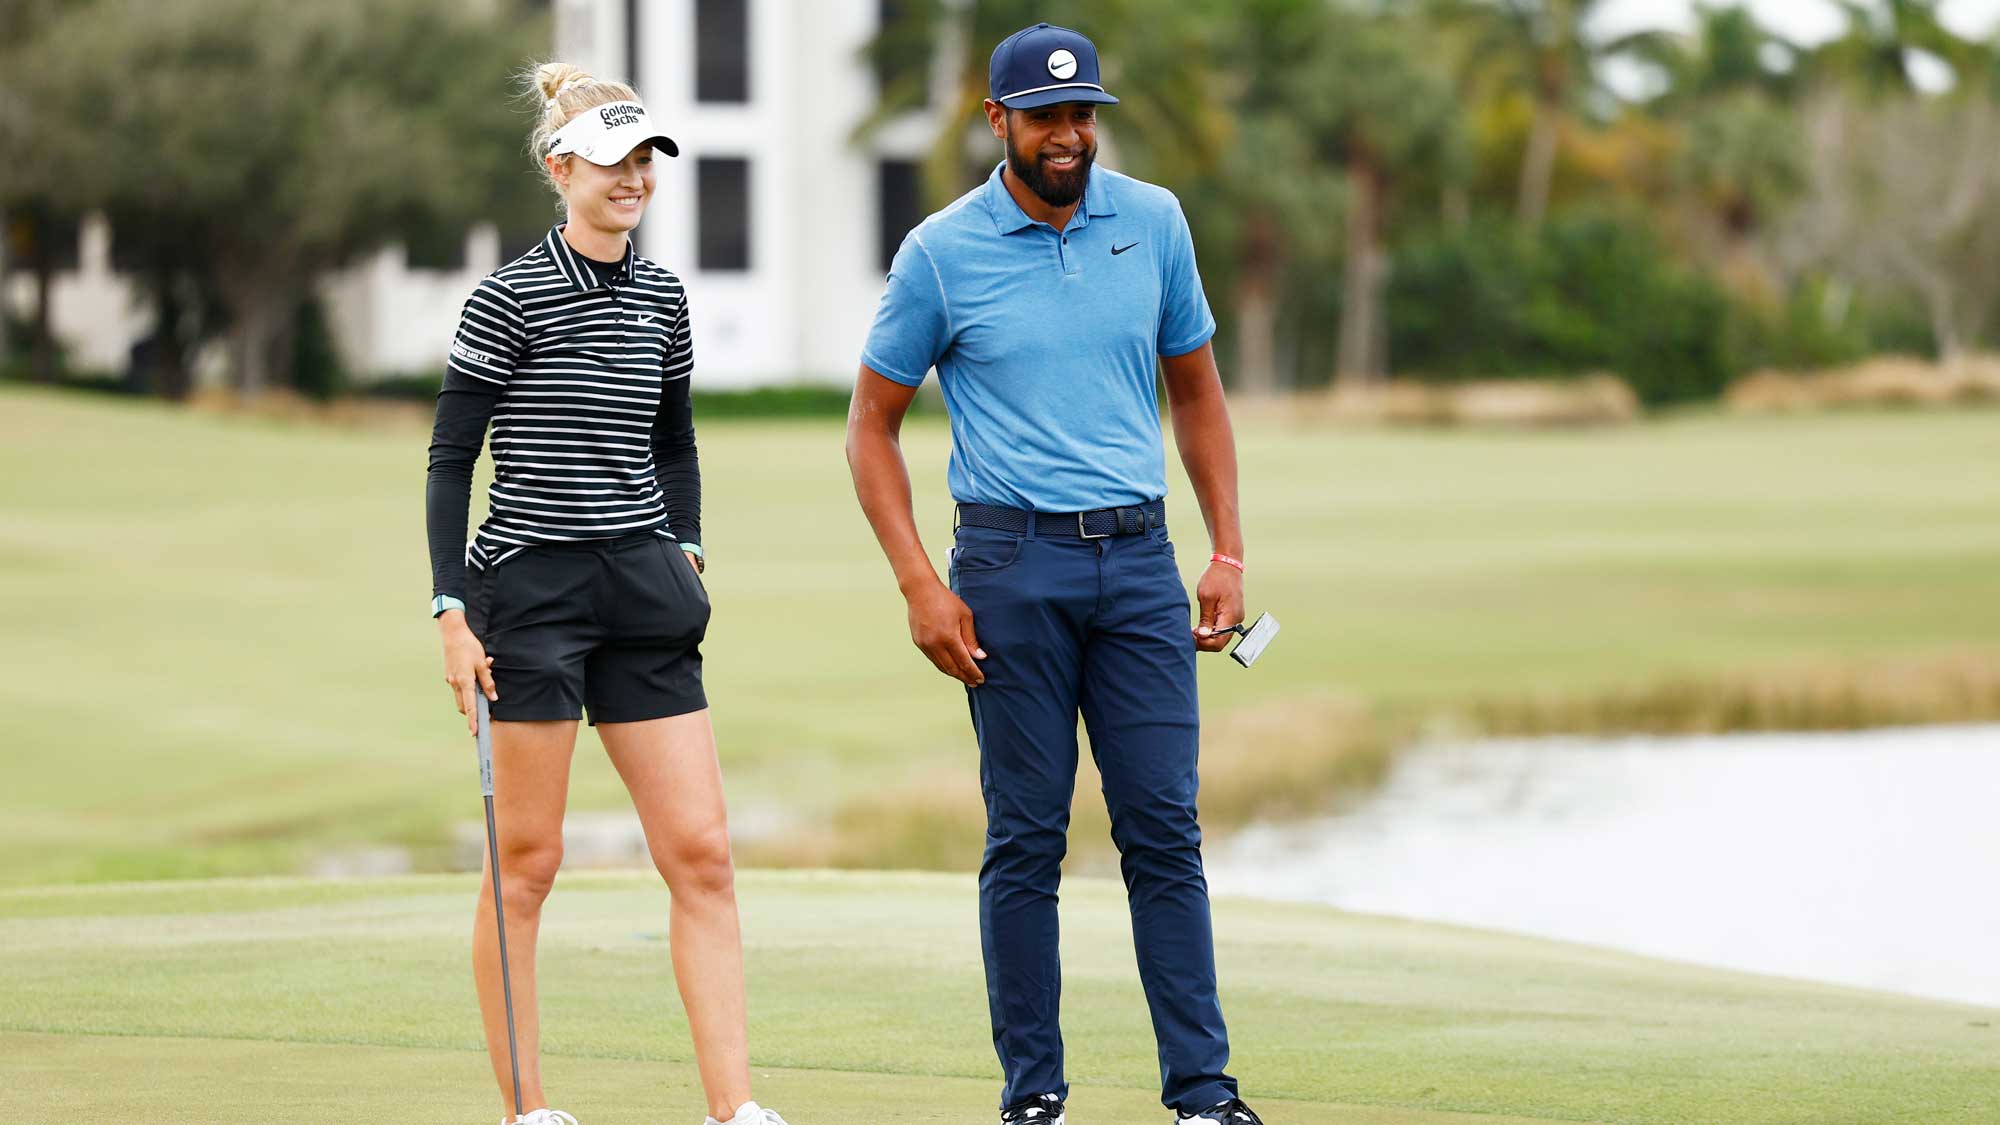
[1210,552,1245,573]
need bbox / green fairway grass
[4,871,1994,1123]
[4,387,1999,882]
[10,1034,1539,1125]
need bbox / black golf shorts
[465,532,709,724]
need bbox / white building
[7,0,933,390]
[3,204,525,389]
[555,0,938,387]
[1,214,154,376]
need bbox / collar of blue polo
[982,160,1118,235]
[542,224,637,292]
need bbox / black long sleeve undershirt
[651,371,702,551]
[424,373,497,601]
[424,370,702,601]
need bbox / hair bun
[536,62,592,102]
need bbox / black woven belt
[955,499,1166,539]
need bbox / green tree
[16,0,548,395]
[1803,0,1984,97]
[1620,6,1808,297]
[1428,0,1616,229]
[1283,5,1463,385]
[861,1,1460,391]
[1109,0,1335,395]
[1617,2,1801,110]
[859,0,1229,208]
[0,0,98,381]
[1778,2,1997,357]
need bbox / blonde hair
[523,61,641,199]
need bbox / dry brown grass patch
[1726,355,2000,413]
[747,693,1397,872]
[759,653,2000,873]
[1277,374,1642,428]
[1472,650,2000,737]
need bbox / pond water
[1206,724,2000,1008]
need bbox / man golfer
[845,22,1262,1125]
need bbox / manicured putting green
[3,871,1994,1122]
[10,1033,1540,1124]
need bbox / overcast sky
[1583,0,2000,96]
[1589,0,2000,45]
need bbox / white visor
[546,100,679,164]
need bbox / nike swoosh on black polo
[1112,242,1140,255]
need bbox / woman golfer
[426,62,788,1125]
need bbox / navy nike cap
[989,22,1120,109]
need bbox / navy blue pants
[950,518,1236,1113]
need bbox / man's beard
[1006,133,1094,208]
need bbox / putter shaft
[476,695,524,1118]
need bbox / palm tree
[858,1,1460,391]
[1284,5,1463,386]
[858,0,1228,208]
[1125,0,1341,395]
[1429,0,1614,229]
[1615,5,1807,296]
[1617,2,1800,111]
[0,0,96,382]
[1802,0,1983,98]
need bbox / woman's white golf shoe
[503,1110,579,1125]
[704,1100,790,1125]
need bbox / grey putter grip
[475,693,494,797]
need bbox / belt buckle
[1077,511,1108,540]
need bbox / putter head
[1228,612,1280,668]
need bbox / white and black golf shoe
[1176,1098,1264,1125]
[1001,1092,1066,1125]
[503,1111,578,1125]
[704,1100,790,1125]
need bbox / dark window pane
[695,0,749,103]
[877,159,922,273]
[698,158,751,272]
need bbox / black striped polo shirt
[446,226,693,570]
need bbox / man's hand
[906,578,987,686]
[1193,561,1244,653]
[1161,344,1247,654]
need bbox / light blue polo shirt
[861,161,1216,513]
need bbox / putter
[474,693,524,1121]
[1214,611,1281,668]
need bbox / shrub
[1388,212,1740,405]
